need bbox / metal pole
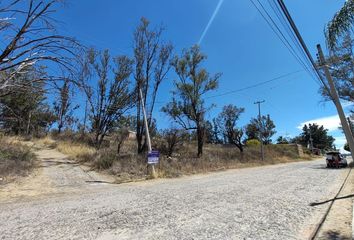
[139,87,156,177]
[254,100,265,161]
[317,44,354,160]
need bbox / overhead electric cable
[249,0,322,85]
[275,0,331,95]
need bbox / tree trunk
[58,123,63,134]
[236,143,243,153]
[26,111,32,135]
[137,132,144,153]
[95,131,101,149]
[117,142,122,154]
[197,126,204,157]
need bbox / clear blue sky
[54,0,351,149]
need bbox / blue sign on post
[147,150,159,164]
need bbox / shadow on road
[308,164,348,170]
[322,230,351,240]
[308,164,327,170]
[39,159,79,167]
[309,193,354,206]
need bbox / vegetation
[0,70,55,136]
[53,79,78,134]
[81,49,134,148]
[0,0,82,96]
[326,0,354,49]
[162,45,220,157]
[291,123,335,150]
[0,137,36,182]
[245,115,276,144]
[322,35,354,103]
[216,104,245,152]
[50,134,309,182]
[0,1,344,184]
[133,17,173,154]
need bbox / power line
[206,69,302,99]
[268,0,313,72]
[275,0,331,95]
[81,69,304,113]
[249,0,319,83]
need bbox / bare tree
[115,127,129,154]
[133,17,173,153]
[53,79,78,133]
[0,0,82,94]
[162,128,188,157]
[82,49,134,148]
[162,45,220,157]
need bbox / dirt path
[0,158,349,240]
[0,145,114,201]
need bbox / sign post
[147,150,160,165]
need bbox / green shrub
[246,139,261,146]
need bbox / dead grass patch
[56,141,96,162]
[0,136,36,183]
[43,134,312,183]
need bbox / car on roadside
[325,151,348,168]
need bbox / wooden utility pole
[254,100,265,161]
[317,44,354,160]
[139,87,156,178]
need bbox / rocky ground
[0,146,349,240]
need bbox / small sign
[147,150,159,164]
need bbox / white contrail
[198,0,225,45]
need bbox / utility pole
[254,100,265,161]
[317,44,354,160]
[139,87,156,178]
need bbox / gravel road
[0,157,348,240]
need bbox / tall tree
[0,0,82,95]
[217,104,245,152]
[204,120,214,144]
[298,123,335,150]
[53,79,78,133]
[133,17,173,153]
[0,67,55,135]
[162,45,220,157]
[326,0,354,49]
[245,115,276,144]
[276,136,289,144]
[321,34,354,103]
[82,49,134,148]
[212,118,222,144]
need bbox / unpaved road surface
[0,152,349,240]
[0,147,114,200]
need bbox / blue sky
[54,0,351,149]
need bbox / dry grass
[157,143,311,178]
[87,140,311,182]
[43,134,311,183]
[0,136,36,183]
[33,136,57,149]
[56,141,96,162]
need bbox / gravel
[0,159,347,240]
